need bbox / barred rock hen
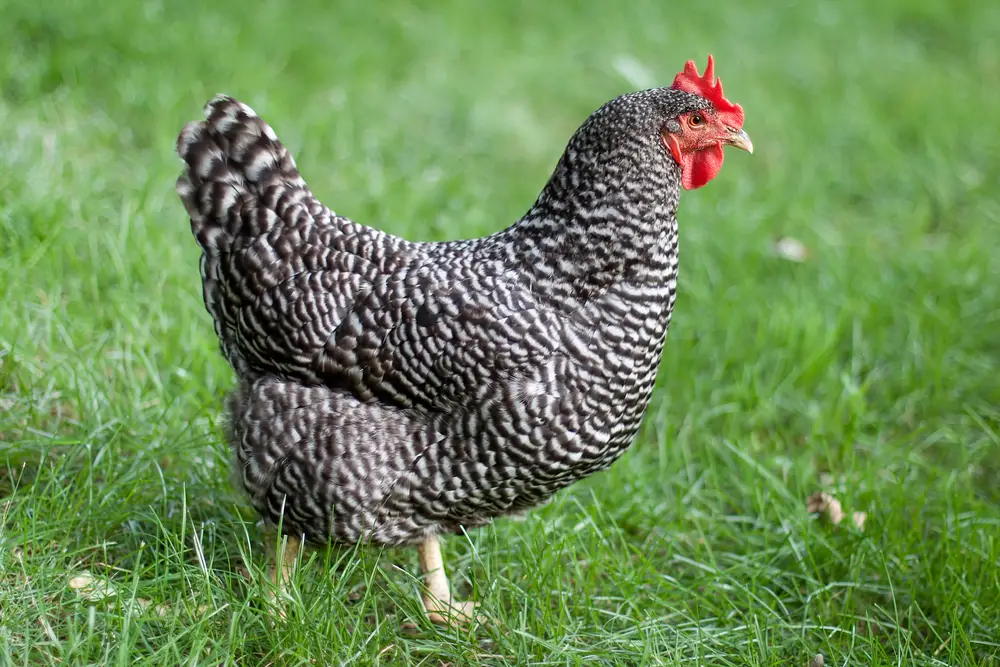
[176,55,751,625]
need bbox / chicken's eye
[688,113,704,127]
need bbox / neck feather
[498,147,682,308]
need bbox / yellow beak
[728,127,754,154]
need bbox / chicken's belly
[227,367,627,547]
[230,376,439,546]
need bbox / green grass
[2,0,999,664]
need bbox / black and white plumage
[175,60,751,555]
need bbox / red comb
[671,55,745,128]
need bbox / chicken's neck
[499,160,682,311]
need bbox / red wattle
[680,143,725,190]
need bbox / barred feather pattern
[176,87,712,546]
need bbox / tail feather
[175,95,307,253]
[174,95,404,384]
[176,95,318,377]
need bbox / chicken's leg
[417,535,480,626]
[265,532,300,618]
[270,533,301,590]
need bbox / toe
[423,596,483,627]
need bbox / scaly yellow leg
[272,534,300,587]
[266,532,301,618]
[417,535,480,626]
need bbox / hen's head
[665,55,751,189]
[559,55,751,193]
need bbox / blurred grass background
[1,0,999,664]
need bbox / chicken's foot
[417,535,481,627]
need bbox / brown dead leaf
[806,492,844,525]
[807,492,866,532]
[68,572,116,601]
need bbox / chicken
[175,55,751,625]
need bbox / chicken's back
[176,96,419,384]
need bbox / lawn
[2,0,999,664]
